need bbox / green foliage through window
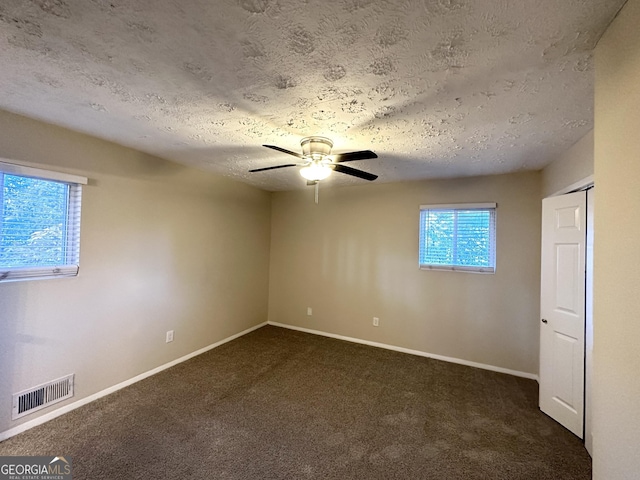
[0,166,83,282]
[1,174,69,268]
[419,205,496,273]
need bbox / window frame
[0,159,87,283]
[419,202,497,274]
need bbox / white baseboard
[0,322,267,442]
[1,320,537,442]
[268,321,539,381]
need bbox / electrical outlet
[307,307,313,316]
[373,317,379,327]
[166,330,174,343]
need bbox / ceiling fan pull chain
[315,181,319,204]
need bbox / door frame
[585,187,594,456]
[548,175,594,197]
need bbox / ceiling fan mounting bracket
[300,136,333,160]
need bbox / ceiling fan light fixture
[255,136,378,183]
[300,162,332,181]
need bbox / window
[0,160,87,282]
[419,203,496,273]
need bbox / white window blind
[419,203,496,273]
[0,160,87,283]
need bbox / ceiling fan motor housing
[301,136,333,160]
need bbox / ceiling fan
[249,136,379,184]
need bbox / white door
[539,191,586,438]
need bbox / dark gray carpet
[0,325,591,479]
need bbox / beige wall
[0,110,271,433]
[593,0,640,477]
[268,172,542,375]
[542,130,594,198]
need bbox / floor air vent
[12,374,74,420]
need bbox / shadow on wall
[1,111,195,183]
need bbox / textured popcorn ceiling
[0,0,626,191]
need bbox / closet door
[539,191,586,438]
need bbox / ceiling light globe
[300,164,331,181]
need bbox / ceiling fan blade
[332,163,378,181]
[263,145,304,158]
[249,164,297,172]
[333,150,378,162]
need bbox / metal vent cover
[12,374,74,420]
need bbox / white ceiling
[0,0,626,191]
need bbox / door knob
[541,318,548,323]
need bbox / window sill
[0,265,79,283]
[419,265,495,274]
